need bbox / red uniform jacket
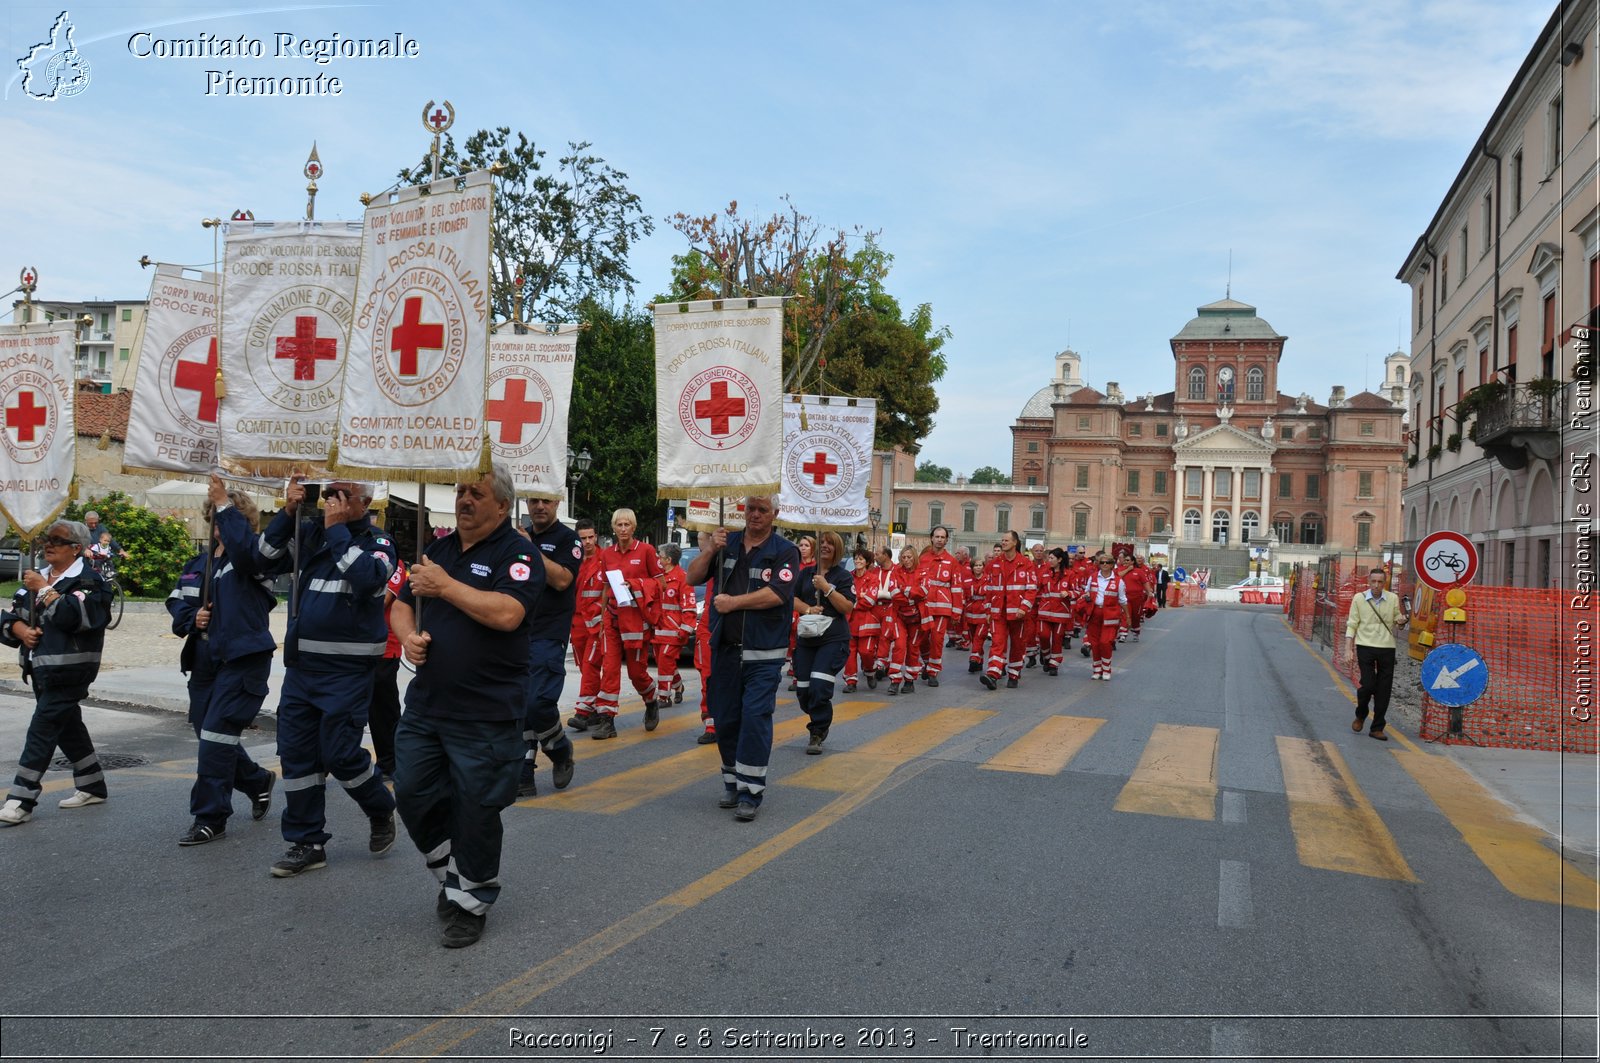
[917,550,959,618]
[984,555,1037,620]
[850,565,885,638]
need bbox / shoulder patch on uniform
[510,562,532,582]
[375,537,392,547]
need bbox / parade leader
[389,464,544,948]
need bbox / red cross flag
[654,297,784,501]
[488,322,578,500]
[777,394,877,531]
[216,221,363,477]
[332,170,493,483]
[124,264,221,475]
[0,321,75,536]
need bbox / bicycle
[89,557,125,630]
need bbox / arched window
[1188,366,1206,400]
[1272,513,1294,543]
[1241,510,1261,541]
[1183,508,1202,542]
[1212,509,1232,545]
[1246,366,1265,402]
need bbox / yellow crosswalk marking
[1393,749,1598,909]
[539,700,885,814]
[1277,736,1416,882]
[981,715,1104,775]
[1114,723,1219,820]
[787,707,998,793]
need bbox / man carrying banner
[0,522,114,826]
[391,464,543,947]
[683,495,800,821]
[252,478,398,877]
[517,495,580,797]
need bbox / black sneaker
[436,888,455,920]
[517,761,538,798]
[1006,678,1019,689]
[440,907,486,948]
[980,673,997,690]
[1044,665,1058,676]
[1081,644,1092,658]
[369,813,396,854]
[566,712,594,732]
[886,682,899,696]
[178,822,224,847]
[551,755,575,790]
[643,699,660,732]
[968,660,981,673]
[866,673,878,689]
[590,715,618,740]
[718,789,739,809]
[251,770,276,821]
[806,733,825,755]
[734,800,759,821]
[270,843,327,878]
[926,675,939,688]
[696,730,718,745]
[902,679,915,694]
[1025,655,1038,669]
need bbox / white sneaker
[0,799,31,825]
[59,790,106,809]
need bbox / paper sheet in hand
[605,569,634,606]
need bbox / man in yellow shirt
[1343,568,1408,741]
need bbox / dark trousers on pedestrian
[188,651,274,827]
[709,645,782,807]
[794,637,848,739]
[7,672,105,811]
[368,656,402,778]
[393,712,523,917]
[1355,645,1396,732]
[275,666,395,847]
[523,638,574,767]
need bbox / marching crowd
[0,478,1173,950]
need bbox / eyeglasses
[44,537,77,548]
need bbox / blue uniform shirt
[523,519,581,643]
[705,531,800,657]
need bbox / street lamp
[567,446,592,516]
[869,507,882,550]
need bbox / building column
[1230,464,1243,549]
[1200,464,1214,545]
[1172,462,1184,540]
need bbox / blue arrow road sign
[1420,644,1489,707]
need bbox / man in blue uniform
[252,478,398,877]
[166,475,278,845]
[517,495,580,797]
[683,495,800,822]
[391,464,544,947]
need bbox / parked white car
[1227,574,1286,589]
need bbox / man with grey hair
[251,477,398,876]
[391,463,545,947]
[0,520,115,826]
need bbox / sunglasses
[44,536,77,548]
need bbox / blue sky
[2,1,1555,475]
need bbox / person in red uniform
[1123,554,1151,643]
[581,508,661,739]
[1084,552,1132,680]
[844,545,882,692]
[1022,542,1051,668]
[653,544,694,712]
[915,526,958,686]
[1035,549,1072,676]
[868,546,897,681]
[980,531,1036,690]
[963,550,989,673]
[880,546,923,695]
[563,520,604,730]
[948,547,972,651]
[692,530,717,745]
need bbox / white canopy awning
[145,479,277,512]
[384,482,457,529]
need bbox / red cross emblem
[801,450,838,486]
[429,107,449,130]
[5,390,47,442]
[174,337,220,424]
[20,268,36,289]
[306,161,322,179]
[274,316,338,381]
[486,378,544,444]
[694,380,747,437]
[390,296,444,377]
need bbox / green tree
[567,301,659,528]
[400,128,653,323]
[970,466,1012,485]
[67,492,193,598]
[916,461,953,483]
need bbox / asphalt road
[0,605,1593,1062]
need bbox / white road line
[1222,789,1247,824]
[1218,859,1253,929]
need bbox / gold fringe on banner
[0,497,71,542]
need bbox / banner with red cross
[0,321,75,536]
[216,221,363,476]
[776,394,876,531]
[124,264,221,476]
[488,322,578,500]
[653,297,784,500]
[332,170,493,482]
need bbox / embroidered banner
[331,170,493,482]
[217,220,362,476]
[653,297,784,500]
[777,394,876,530]
[0,322,76,536]
[123,265,219,475]
[488,323,579,500]
[682,496,746,532]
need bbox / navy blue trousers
[708,645,782,807]
[187,650,274,827]
[7,671,104,811]
[522,638,574,766]
[275,665,394,846]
